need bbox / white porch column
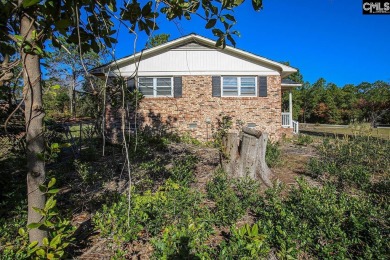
[289,90,293,128]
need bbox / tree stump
[221,127,274,187]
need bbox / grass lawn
[300,123,390,140]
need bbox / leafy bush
[295,133,313,146]
[93,193,142,244]
[266,141,281,168]
[206,170,246,226]
[212,114,233,154]
[152,220,214,259]
[252,179,389,259]
[308,136,390,190]
[233,177,260,209]
[219,224,270,259]
[1,178,74,259]
[206,169,229,201]
[93,179,207,243]
[169,155,198,186]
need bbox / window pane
[223,77,238,87]
[139,86,153,95]
[223,88,238,96]
[139,77,153,86]
[156,86,172,96]
[241,77,256,86]
[223,77,238,96]
[138,77,153,96]
[241,87,256,96]
[156,78,171,86]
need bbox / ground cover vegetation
[1,128,389,258]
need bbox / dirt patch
[191,146,220,192]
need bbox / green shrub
[219,224,270,259]
[2,178,74,259]
[169,155,198,186]
[233,177,260,209]
[308,136,390,191]
[93,179,207,243]
[93,193,142,244]
[266,141,281,168]
[206,170,246,226]
[152,220,214,259]
[252,179,389,259]
[296,133,313,146]
[206,169,229,201]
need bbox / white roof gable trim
[91,34,297,78]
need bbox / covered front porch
[281,79,301,134]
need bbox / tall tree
[45,39,101,118]
[357,81,390,126]
[0,0,264,244]
[146,33,170,48]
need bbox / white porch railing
[282,112,299,134]
[293,120,299,134]
[282,112,290,127]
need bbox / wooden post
[221,127,274,187]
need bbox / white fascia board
[113,71,280,77]
[99,34,298,76]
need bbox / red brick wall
[134,75,288,141]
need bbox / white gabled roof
[90,34,297,78]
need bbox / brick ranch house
[91,34,301,141]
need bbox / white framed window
[138,77,173,97]
[222,76,257,97]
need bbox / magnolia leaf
[45,196,56,211]
[205,19,217,29]
[227,34,236,47]
[23,0,40,8]
[108,1,117,12]
[50,234,61,248]
[14,35,24,42]
[48,178,56,189]
[216,36,226,48]
[27,222,42,229]
[47,188,60,194]
[51,143,59,149]
[44,220,55,227]
[28,240,39,249]
[252,0,263,11]
[252,223,258,236]
[36,248,45,256]
[225,14,236,22]
[212,28,223,37]
[18,228,26,236]
[142,1,152,16]
[43,237,49,246]
[32,207,46,216]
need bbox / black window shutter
[212,76,221,97]
[128,78,136,92]
[173,77,182,98]
[258,76,267,97]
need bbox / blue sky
[113,0,390,86]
